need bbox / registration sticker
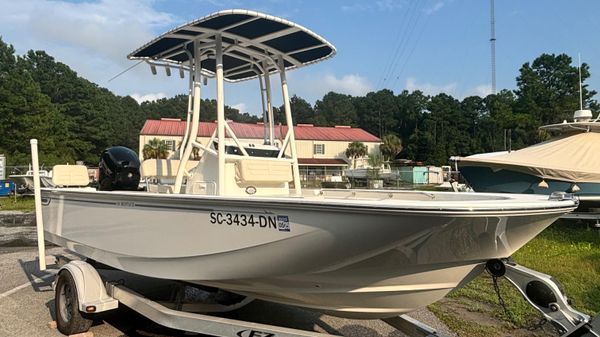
[277,215,290,232]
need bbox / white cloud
[376,0,406,12]
[321,74,374,96]
[232,103,248,115]
[342,1,406,12]
[404,78,494,99]
[467,84,493,98]
[424,1,445,15]
[130,92,168,103]
[341,3,370,12]
[0,0,182,101]
[288,72,373,103]
[3,0,175,62]
[405,77,457,97]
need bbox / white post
[278,56,302,196]
[174,41,202,193]
[216,34,226,196]
[258,74,268,145]
[30,139,46,271]
[263,60,275,146]
[179,61,194,159]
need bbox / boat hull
[41,188,574,318]
[460,166,600,210]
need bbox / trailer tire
[55,270,93,335]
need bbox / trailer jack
[486,259,599,337]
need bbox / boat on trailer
[36,9,579,321]
[456,109,600,215]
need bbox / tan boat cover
[458,132,600,183]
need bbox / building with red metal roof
[139,119,382,183]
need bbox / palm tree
[142,138,169,160]
[380,134,403,162]
[367,152,384,179]
[345,141,368,169]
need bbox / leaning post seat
[235,159,293,184]
[141,159,199,179]
[52,165,90,187]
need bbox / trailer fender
[56,260,118,313]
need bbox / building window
[163,140,176,151]
[313,143,325,155]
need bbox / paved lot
[0,246,456,337]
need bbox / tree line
[0,36,597,167]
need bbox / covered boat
[36,9,577,319]
[457,112,600,210]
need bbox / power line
[377,1,420,89]
[377,1,417,88]
[390,6,430,90]
[108,60,144,83]
[388,1,427,91]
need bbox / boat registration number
[209,212,290,232]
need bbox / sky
[1,0,599,117]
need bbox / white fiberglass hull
[41,188,575,318]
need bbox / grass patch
[0,195,35,211]
[432,220,600,336]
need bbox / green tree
[142,138,169,160]
[0,38,73,165]
[314,92,357,126]
[515,53,597,125]
[395,90,428,158]
[345,141,367,169]
[367,152,384,179]
[353,89,398,137]
[380,134,403,162]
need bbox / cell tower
[490,0,496,95]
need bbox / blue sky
[1,0,599,116]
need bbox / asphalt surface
[0,246,456,337]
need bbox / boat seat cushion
[236,159,293,183]
[52,165,89,186]
[141,159,199,178]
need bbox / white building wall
[139,134,380,165]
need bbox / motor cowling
[98,146,141,191]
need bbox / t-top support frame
[166,35,302,196]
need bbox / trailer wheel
[55,271,93,335]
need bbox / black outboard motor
[98,146,141,191]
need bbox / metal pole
[180,60,194,159]
[174,41,202,193]
[216,34,226,196]
[490,0,497,95]
[263,60,275,146]
[278,55,302,196]
[579,53,583,110]
[258,74,268,144]
[30,139,46,271]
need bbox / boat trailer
[43,256,599,337]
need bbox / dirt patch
[432,297,558,337]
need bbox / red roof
[140,119,381,142]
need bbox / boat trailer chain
[486,259,600,337]
[490,274,517,326]
[491,274,551,332]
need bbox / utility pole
[490,0,497,95]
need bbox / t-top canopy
[128,9,336,82]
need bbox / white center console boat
[29,9,593,337]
